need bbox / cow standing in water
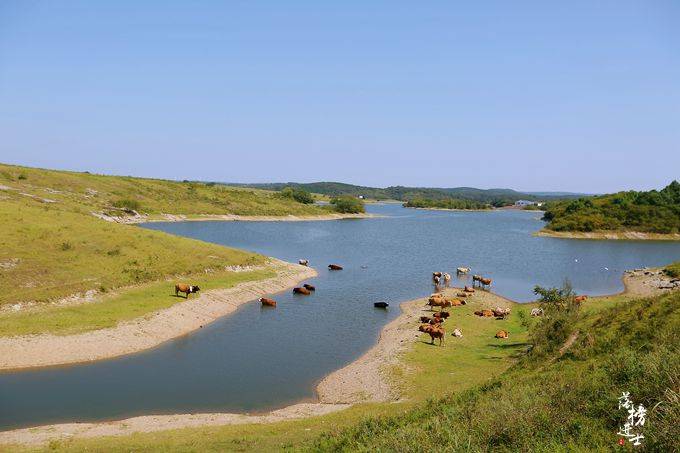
[175,283,200,298]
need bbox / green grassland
[542,180,680,234]
[0,268,273,336]
[17,287,677,452]
[0,163,333,218]
[0,163,331,335]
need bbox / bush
[528,282,581,358]
[330,196,365,213]
[112,198,141,212]
[278,186,314,204]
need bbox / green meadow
[0,163,326,335]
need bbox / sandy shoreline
[1,271,674,446]
[0,260,317,371]
[535,229,680,241]
[94,212,377,224]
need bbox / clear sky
[1,1,678,193]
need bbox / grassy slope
[0,163,325,335]
[25,289,679,452]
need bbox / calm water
[1,204,679,429]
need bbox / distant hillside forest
[542,181,680,234]
[226,182,583,207]
[404,198,491,210]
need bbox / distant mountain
[526,191,595,197]
[224,182,583,206]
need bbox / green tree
[330,196,365,213]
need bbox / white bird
[574,259,578,263]
[604,267,609,271]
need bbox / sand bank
[0,260,317,371]
[93,212,377,224]
[535,229,680,241]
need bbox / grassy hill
[314,290,679,451]
[0,163,331,333]
[542,181,680,234]
[227,181,583,206]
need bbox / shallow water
[1,204,679,429]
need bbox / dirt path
[0,260,317,371]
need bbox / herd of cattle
[174,261,588,349]
[418,269,508,346]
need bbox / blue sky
[1,1,678,193]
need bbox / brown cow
[293,287,311,295]
[328,264,343,270]
[433,311,450,319]
[464,286,475,293]
[474,309,494,317]
[574,295,588,304]
[303,284,316,291]
[175,283,200,298]
[420,324,445,346]
[495,330,509,339]
[427,297,452,311]
[259,297,277,307]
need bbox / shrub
[17,173,27,180]
[278,186,315,204]
[112,198,141,212]
[330,196,365,213]
[528,282,581,358]
[60,241,73,251]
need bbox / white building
[514,200,536,207]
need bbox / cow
[442,273,451,286]
[175,283,200,298]
[433,311,450,319]
[456,267,471,275]
[449,298,466,307]
[472,275,482,286]
[432,272,443,278]
[328,264,343,270]
[427,296,452,311]
[574,295,588,304]
[433,275,441,285]
[259,297,277,307]
[464,286,475,293]
[493,307,511,318]
[452,328,463,337]
[495,330,509,339]
[475,309,494,317]
[303,284,316,291]
[457,292,470,298]
[374,301,389,308]
[298,259,309,266]
[530,308,544,317]
[420,324,445,346]
[480,278,492,288]
[293,287,311,295]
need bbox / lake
[1,204,679,430]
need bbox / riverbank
[0,286,523,446]
[0,270,673,447]
[0,260,316,371]
[535,229,680,241]
[94,212,377,224]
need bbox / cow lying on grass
[175,283,200,298]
